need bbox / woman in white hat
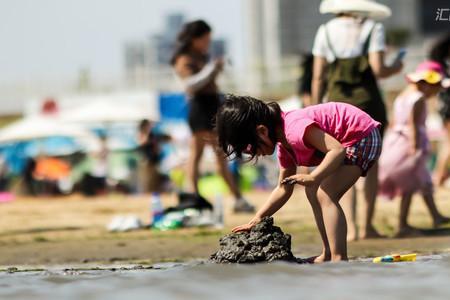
[312,0,403,241]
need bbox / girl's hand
[281,174,318,187]
[232,217,261,233]
[214,58,225,71]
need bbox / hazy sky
[0,0,243,85]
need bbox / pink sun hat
[406,60,450,88]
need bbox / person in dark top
[23,157,37,195]
[171,20,254,213]
[430,33,450,185]
[138,119,166,164]
[298,52,315,107]
[137,119,170,193]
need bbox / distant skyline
[0,0,243,86]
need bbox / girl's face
[244,125,276,157]
[191,32,211,54]
[418,81,443,97]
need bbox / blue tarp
[159,92,188,122]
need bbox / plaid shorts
[344,127,382,176]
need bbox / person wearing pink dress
[378,61,450,237]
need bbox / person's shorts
[188,93,221,133]
[344,127,382,176]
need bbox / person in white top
[312,0,403,242]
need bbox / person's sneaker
[233,198,255,213]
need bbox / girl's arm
[311,56,327,105]
[282,126,345,186]
[368,51,403,79]
[232,166,297,232]
[410,98,426,152]
[174,55,222,94]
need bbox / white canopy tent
[0,116,101,154]
[59,94,159,124]
[26,91,160,122]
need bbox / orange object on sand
[34,157,71,180]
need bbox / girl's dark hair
[215,94,283,161]
[429,33,450,75]
[170,20,211,65]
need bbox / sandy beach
[1,187,449,268]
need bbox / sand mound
[211,217,301,263]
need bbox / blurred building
[242,0,450,96]
[243,0,327,95]
[124,13,227,89]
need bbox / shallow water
[1,255,450,300]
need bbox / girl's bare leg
[361,163,384,239]
[186,131,207,194]
[305,165,361,263]
[434,121,450,186]
[421,186,450,227]
[396,192,421,237]
[208,132,254,212]
[211,137,242,199]
[317,165,361,262]
[341,187,358,241]
[304,185,330,263]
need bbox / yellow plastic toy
[373,253,417,263]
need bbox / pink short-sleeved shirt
[277,102,380,168]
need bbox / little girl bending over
[215,95,382,262]
[378,61,450,237]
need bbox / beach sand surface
[0,187,449,267]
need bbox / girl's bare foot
[347,227,358,242]
[360,226,386,239]
[304,253,331,264]
[395,225,423,238]
[434,172,448,187]
[330,254,348,262]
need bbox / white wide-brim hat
[320,0,392,20]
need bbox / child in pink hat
[378,60,450,237]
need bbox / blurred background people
[378,60,450,236]
[136,119,171,193]
[22,157,37,196]
[171,20,254,213]
[311,0,403,240]
[81,135,109,196]
[297,52,315,107]
[0,155,10,192]
[430,34,450,186]
[33,155,71,196]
